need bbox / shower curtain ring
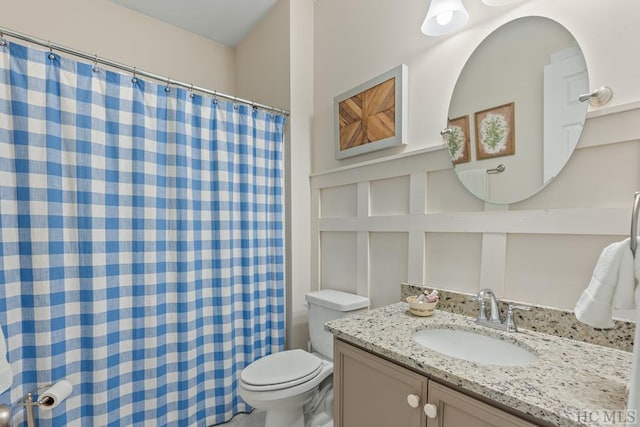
[189,83,195,98]
[47,41,55,60]
[131,67,138,84]
[213,90,218,104]
[0,31,6,47]
[164,77,171,93]
[92,55,99,73]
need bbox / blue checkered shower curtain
[0,41,285,426]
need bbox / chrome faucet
[475,288,501,323]
[471,288,530,332]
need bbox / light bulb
[436,10,454,26]
[421,0,469,36]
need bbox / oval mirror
[446,16,588,204]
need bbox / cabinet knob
[407,394,420,408]
[423,403,438,419]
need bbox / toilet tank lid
[305,289,370,311]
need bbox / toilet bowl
[238,350,333,427]
[238,289,369,427]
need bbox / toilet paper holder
[16,382,72,427]
[17,383,55,427]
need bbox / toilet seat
[240,350,323,392]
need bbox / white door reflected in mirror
[446,16,589,204]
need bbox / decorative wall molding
[318,208,629,236]
[310,102,639,314]
[585,100,640,119]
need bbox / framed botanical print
[474,102,515,160]
[446,115,471,164]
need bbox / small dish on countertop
[406,295,437,317]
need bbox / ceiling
[110,0,526,48]
[110,0,280,47]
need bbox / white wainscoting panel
[370,232,409,308]
[370,175,410,216]
[409,172,427,215]
[504,234,625,310]
[479,233,508,296]
[512,139,640,210]
[426,169,484,213]
[425,232,482,294]
[320,231,358,294]
[320,183,358,218]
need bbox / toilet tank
[305,289,370,360]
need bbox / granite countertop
[326,302,632,427]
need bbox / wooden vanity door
[334,339,427,427]
[426,381,538,427]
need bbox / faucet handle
[469,296,488,321]
[505,304,531,332]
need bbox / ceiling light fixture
[421,0,469,36]
[481,0,517,5]
[422,0,519,36]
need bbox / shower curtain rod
[0,26,290,116]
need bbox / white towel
[574,238,639,426]
[0,326,12,394]
[574,238,635,328]
[457,169,488,200]
[627,254,640,427]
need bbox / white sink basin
[412,328,537,367]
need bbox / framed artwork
[334,64,407,159]
[474,102,515,160]
[446,115,471,164]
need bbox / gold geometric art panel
[339,77,396,151]
[334,64,407,160]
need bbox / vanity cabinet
[334,338,427,427]
[334,339,539,427]
[426,380,537,427]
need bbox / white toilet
[238,289,369,427]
